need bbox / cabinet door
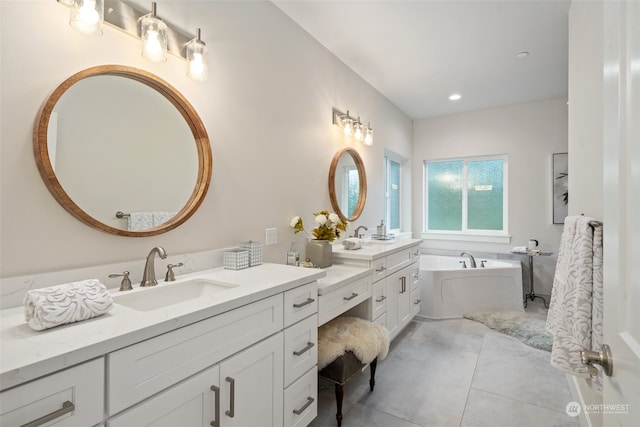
[220,333,284,427]
[385,275,399,337]
[108,364,220,427]
[397,267,413,328]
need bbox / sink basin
[113,279,237,311]
[365,239,397,245]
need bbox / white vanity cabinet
[0,358,104,427]
[332,240,421,340]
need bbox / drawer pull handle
[293,341,315,356]
[375,266,386,272]
[400,276,406,293]
[225,377,235,418]
[414,299,422,304]
[210,385,220,427]
[293,397,315,415]
[343,292,358,301]
[293,298,315,308]
[375,295,387,302]
[21,400,75,427]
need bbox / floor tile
[461,388,580,427]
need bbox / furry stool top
[318,316,390,369]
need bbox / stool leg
[334,383,344,427]
[369,357,377,391]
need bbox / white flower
[290,216,300,228]
[328,213,340,224]
[314,214,327,225]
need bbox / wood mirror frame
[328,147,367,222]
[33,65,212,237]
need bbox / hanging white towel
[152,211,176,226]
[546,215,603,390]
[128,212,153,231]
[24,279,113,331]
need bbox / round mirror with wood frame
[328,147,367,222]
[33,65,212,237]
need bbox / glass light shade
[353,120,363,141]
[69,0,103,36]
[141,15,168,62]
[186,38,208,81]
[342,117,353,136]
[364,124,373,146]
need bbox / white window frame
[384,150,406,234]
[422,155,510,244]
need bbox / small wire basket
[240,240,262,267]
[224,249,250,270]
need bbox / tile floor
[309,300,580,427]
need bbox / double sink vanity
[0,239,421,427]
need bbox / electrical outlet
[265,228,278,245]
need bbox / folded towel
[342,238,364,250]
[128,212,153,231]
[24,279,113,331]
[511,246,528,254]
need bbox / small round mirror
[328,147,367,222]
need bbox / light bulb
[186,29,208,81]
[364,124,373,146]
[353,119,363,141]
[343,117,353,136]
[143,30,165,62]
[69,0,103,36]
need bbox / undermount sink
[113,279,237,311]
[365,239,397,245]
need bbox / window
[424,156,508,237]
[384,152,402,232]
[342,165,359,218]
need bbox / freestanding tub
[417,254,524,319]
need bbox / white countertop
[316,264,372,295]
[0,263,325,391]
[332,238,422,261]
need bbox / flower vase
[306,239,332,268]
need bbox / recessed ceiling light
[517,51,530,58]
[449,94,462,101]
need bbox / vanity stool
[317,316,390,427]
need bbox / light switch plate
[265,228,278,245]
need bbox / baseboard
[566,374,603,427]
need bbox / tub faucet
[353,225,368,238]
[460,252,477,268]
[141,246,167,287]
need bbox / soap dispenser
[377,220,386,237]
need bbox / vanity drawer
[0,358,104,427]
[284,367,317,427]
[371,279,387,320]
[318,275,371,326]
[283,281,318,327]
[284,314,317,387]
[386,248,414,275]
[107,294,283,415]
[371,257,387,281]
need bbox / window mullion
[461,160,468,232]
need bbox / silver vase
[306,239,332,268]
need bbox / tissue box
[240,240,262,267]
[224,249,250,270]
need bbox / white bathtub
[417,254,524,319]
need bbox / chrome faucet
[460,252,477,268]
[353,225,368,238]
[141,246,167,287]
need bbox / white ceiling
[272,0,571,120]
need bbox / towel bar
[115,211,130,218]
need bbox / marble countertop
[0,263,325,391]
[332,238,422,261]
[316,264,372,295]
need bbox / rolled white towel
[24,279,113,331]
[342,238,364,250]
[511,246,528,254]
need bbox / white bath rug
[463,310,552,352]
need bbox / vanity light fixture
[69,0,103,36]
[140,2,168,63]
[332,108,373,146]
[186,28,208,81]
[57,0,208,82]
